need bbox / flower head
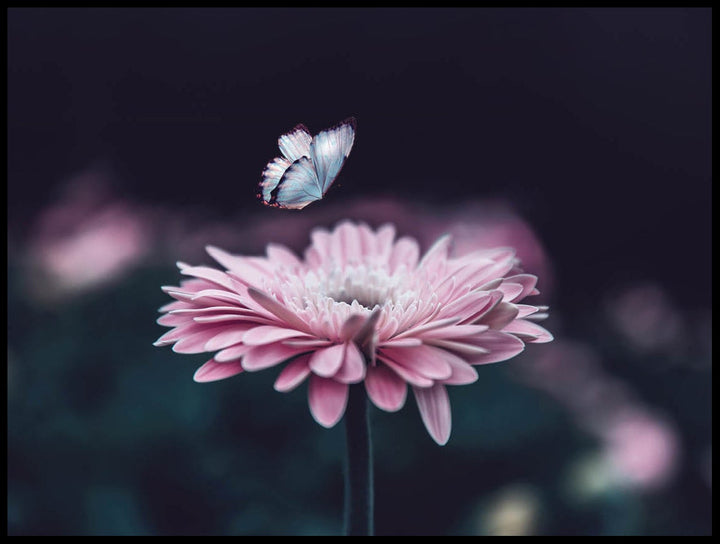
[154,221,552,444]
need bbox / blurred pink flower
[155,221,552,444]
[605,283,683,354]
[600,408,679,490]
[25,169,153,299]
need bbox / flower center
[306,264,411,310]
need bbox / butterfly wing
[258,156,293,203]
[270,156,323,209]
[278,124,312,162]
[258,124,312,206]
[310,117,356,194]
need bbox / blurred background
[7,7,711,536]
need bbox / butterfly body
[258,117,356,209]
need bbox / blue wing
[310,117,356,194]
[270,156,323,209]
[278,124,312,162]
[259,156,292,203]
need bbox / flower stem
[344,384,374,536]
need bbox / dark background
[8,7,712,536]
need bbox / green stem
[343,384,374,536]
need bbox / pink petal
[395,317,461,339]
[515,304,542,318]
[481,302,520,330]
[438,290,500,322]
[247,287,310,332]
[308,375,349,428]
[172,327,235,354]
[379,337,423,348]
[378,355,434,388]
[205,325,254,351]
[242,325,310,346]
[242,343,306,372]
[266,243,301,268]
[180,264,243,292]
[206,247,275,285]
[215,344,252,362]
[157,313,191,327]
[357,223,377,259]
[375,223,396,263]
[418,234,451,276]
[365,364,407,412]
[333,221,364,266]
[274,353,312,392]
[497,282,525,301]
[416,324,489,340]
[413,384,452,445]
[462,291,505,325]
[190,289,247,306]
[440,354,479,385]
[340,314,365,341]
[380,345,453,380]
[309,228,332,261]
[352,308,381,349]
[389,237,420,273]
[503,319,554,343]
[503,274,538,302]
[334,342,366,384]
[471,257,516,287]
[309,344,346,377]
[425,339,490,356]
[153,322,208,346]
[193,359,244,383]
[466,331,525,365]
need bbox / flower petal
[441,354,479,385]
[215,344,252,362]
[413,384,452,445]
[193,359,244,383]
[466,331,525,365]
[378,355,434,388]
[482,301,520,330]
[334,342,366,384]
[172,327,236,354]
[389,237,420,273]
[274,353,312,392]
[365,364,407,412]
[503,319,554,343]
[503,274,538,302]
[379,345,453,380]
[242,325,310,346]
[247,287,310,332]
[266,243,301,268]
[309,344,346,377]
[242,343,306,371]
[205,325,254,351]
[308,375,349,428]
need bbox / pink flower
[154,221,552,444]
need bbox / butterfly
[258,117,356,209]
